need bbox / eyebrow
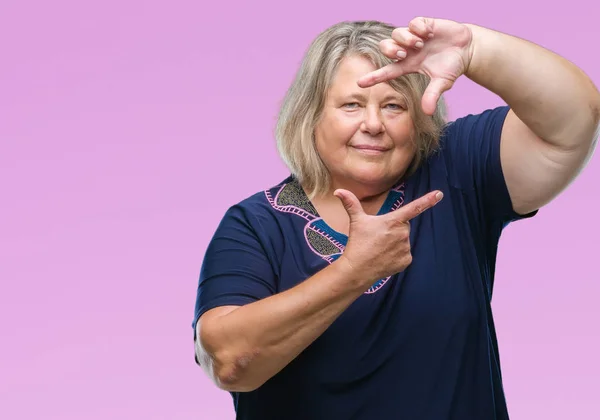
[340,92,406,103]
[340,93,367,102]
[381,94,406,103]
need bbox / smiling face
[314,54,417,196]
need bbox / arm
[195,189,441,393]
[465,24,600,214]
[358,17,599,216]
[196,256,365,393]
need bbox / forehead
[329,55,400,97]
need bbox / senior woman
[192,18,600,419]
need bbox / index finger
[394,190,443,221]
[357,62,406,88]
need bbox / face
[314,55,416,195]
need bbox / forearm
[199,257,368,392]
[465,24,600,149]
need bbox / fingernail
[415,41,424,49]
[396,50,406,58]
[435,192,443,201]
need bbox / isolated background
[1,0,599,419]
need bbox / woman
[192,18,599,419]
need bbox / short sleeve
[191,204,277,337]
[442,106,538,226]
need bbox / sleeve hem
[192,297,257,339]
[192,297,257,366]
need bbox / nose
[360,105,385,136]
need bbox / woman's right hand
[333,189,444,285]
[196,188,443,392]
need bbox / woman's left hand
[358,17,474,115]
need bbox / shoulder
[423,106,510,181]
[412,106,509,195]
[216,175,299,235]
[205,177,300,276]
[439,106,510,147]
[229,175,318,221]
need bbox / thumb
[333,189,365,220]
[422,77,453,115]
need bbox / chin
[348,170,394,188]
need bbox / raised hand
[334,188,443,284]
[358,17,474,116]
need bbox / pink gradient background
[1,0,598,419]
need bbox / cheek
[331,114,360,135]
[386,117,416,147]
[316,116,358,151]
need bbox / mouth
[351,145,391,154]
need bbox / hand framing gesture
[358,17,474,115]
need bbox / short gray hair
[275,20,448,198]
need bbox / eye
[343,102,360,109]
[384,103,404,110]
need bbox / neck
[332,178,396,198]
[326,178,398,215]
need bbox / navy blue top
[193,106,537,419]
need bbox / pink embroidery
[305,219,345,249]
[265,188,316,222]
[365,277,391,294]
[265,181,406,294]
[303,219,344,263]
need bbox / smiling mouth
[351,145,391,154]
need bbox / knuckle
[403,241,412,253]
[414,200,432,214]
[379,39,396,54]
[398,228,409,241]
[381,66,393,79]
[388,217,406,230]
[392,27,410,42]
[391,27,403,39]
[410,16,426,28]
[370,69,384,84]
